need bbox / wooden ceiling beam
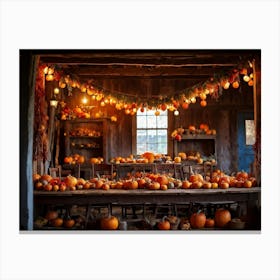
[66,65,232,77]
[40,56,241,66]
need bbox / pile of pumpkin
[110,152,173,164]
[171,124,217,141]
[157,208,235,230]
[177,151,217,165]
[35,208,237,230]
[33,169,256,192]
[34,210,85,229]
[64,154,104,165]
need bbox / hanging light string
[41,60,254,115]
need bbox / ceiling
[36,49,260,98]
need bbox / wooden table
[34,187,261,205]
[34,188,261,229]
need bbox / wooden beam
[20,51,38,230]
[66,65,232,77]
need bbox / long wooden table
[34,187,261,205]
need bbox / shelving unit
[174,134,217,159]
[63,118,110,163]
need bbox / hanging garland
[33,65,49,161]
[40,60,254,117]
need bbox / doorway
[237,111,255,173]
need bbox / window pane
[147,130,157,143]
[147,116,157,128]
[137,143,147,155]
[157,143,167,154]
[157,129,167,143]
[137,130,147,142]
[147,143,157,152]
[137,116,146,128]
[245,120,256,145]
[157,116,168,128]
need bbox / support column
[253,56,261,186]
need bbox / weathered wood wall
[57,78,254,173]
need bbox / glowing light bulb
[43,66,49,74]
[190,97,196,103]
[82,96,88,104]
[45,74,54,81]
[48,68,54,75]
[53,88,60,94]
[243,75,250,82]
[174,110,179,116]
[223,81,230,90]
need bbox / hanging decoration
[33,65,49,161]
[41,60,254,118]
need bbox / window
[245,120,256,145]
[136,109,168,155]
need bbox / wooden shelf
[69,136,102,139]
[63,118,110,163]
[181,134,216,140]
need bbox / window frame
[132,109,168,155]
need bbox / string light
[81,96,88,104]
[174,110,179,116]
[42,61,255,115]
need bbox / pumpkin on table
[214,208,231,228]
[190,211,206,229]
[100,216,119,230]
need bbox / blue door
[237,112,255,173]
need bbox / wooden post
[253,57,261,186]
[55,120,61,167]
[45,104,56,172]
[20,51,39,230]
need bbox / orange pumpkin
[205,218,215,228]
[200,100,207,107]
[190,212,206,229]
[174,156,181,163]
[102,183,110,190]
[219,182,229,189]
[149,182,161,190]
[188,125,196,132]
[63,218,75,228]
[157,220,171,230]
[137,178,146,189]
[33,174,41,182]
[34,181,43,190]
[243,180,252,188]
[189,174,203,183]
[51,217,64,227]
[64,175,78,188]
[156,175,169,186]
[76,155,85,164]
[191,181,203,189]
[203,181,212,189]
[40,174,52,182]
[44,184,53,191]
[100,216,119,230]
[214,209,231,228]
[182,180,192,189]
[236,171,248,181]
[64,156,73,164]
[211,182,218,189]
[45,210,58,220]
